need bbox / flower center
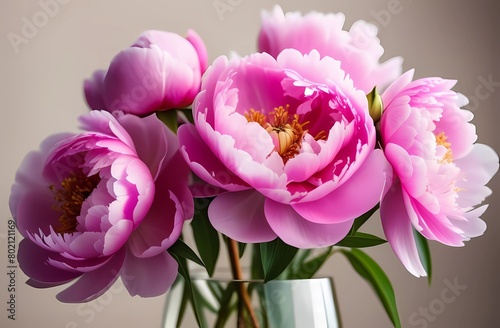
[435,132,453,163]
[245,105,309,162]
[49,173,101,234]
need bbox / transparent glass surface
[162,271,342,328]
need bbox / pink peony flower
[84,30,208,116]
[178,49,392,248]
[9,111,193,302]
[379,70,499,276]
[258,5,403,93]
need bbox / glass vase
[162,271,342,328]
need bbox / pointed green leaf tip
[413,228,433,285]
[260,238,298,283]
[367,87,383,123]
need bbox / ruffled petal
[18,239,82,286]
[10,133,74,237]
[454,144,499,208]
[258,5,402,92]
[108,155,155,228]
[178,123,250,191]
[56,248,125,303]
[454,205,487,240]
[128,191,184,258]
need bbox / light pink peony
[258,5,403,93]
[84,30,208,116]
[379,70,499,276]
[178,49,392,248]
[9,111,193,302]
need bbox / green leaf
[350,204,379,235]
[213,283,237,328]
[168,239,205,268]
[156,110,179,133]
[177,283,191,328]
[170,253,207,328]
[413,228,433,285]
[250,244,264,280]
[336,232,387,248]
[287,249,311,278]
[341,249,401,328]
[238,242,247,258]
[260,238,298,283]
[287,247,332,279]
[191,200,220,276]
[172,276,190,328]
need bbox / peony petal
[158,150,195,220]
[178,123,250,191]
[121,250,178,297]
[56,248,125,303]
[384,143,428,199]
[103,46,196,114]
[258,5,402,92]
[84,69,107,110]
[117,113,171,180]
[102,219,134,256]
[380,181,427,277]
[13,190,60,238]
[186,29,208,73]
[265,199,353,248]
[18,239,82,286]
[128,191,185,258]
[208,190,277,243]
[381,70,415,109]
[292,149,391,223]
[108,155,155,228]
[454,205,487,239]
[103,47,166,115]
[454,143,499,208]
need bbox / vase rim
[189,267,334,283]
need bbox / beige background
[1,0,499,327]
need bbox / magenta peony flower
[84,30,208,116]
[178,49,392,248]
[258,5,402,93]
[379,70,499,276]
[9,111,193,302]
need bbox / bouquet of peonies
[9,5,498,327]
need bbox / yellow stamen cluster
[245,105,309,162]
[49,173,101,234]
[435,132,453,163]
